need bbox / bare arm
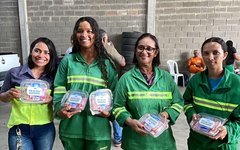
[0,88,20,103]
[233,53,240,61]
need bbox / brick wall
[156,0,240,71]
[27,0,146,55]
[0,0,22,59]
[1,0,240,72]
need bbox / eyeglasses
[136,45,156,53]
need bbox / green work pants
[60,136,111,150]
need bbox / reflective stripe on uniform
[67,75,106,87]
[193,96,238,112]
[184,104,194,112]
[113,107,128,119]
[128,91,172,100]
[170,103,183,113]
[54,86,66,94]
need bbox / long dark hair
[99,28,107,40]
[28,37,58,79]
[71,17,113,86]
[72,17,101,54]
[133,33,160,67]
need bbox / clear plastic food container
[139,113,169,138]
[190,113,227,137]
[61,90,88,112]
[20,79,50,103]
[89,89,113,115]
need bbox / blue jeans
[8,122,55,150]
[112,120,122,144]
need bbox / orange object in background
[188,50,205,74]
[189,63,204,73]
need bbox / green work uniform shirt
[113,66,184,150]
[184,69,240,150]
[53,52,118,141]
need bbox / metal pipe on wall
[18,0,30,64]
[147,0,156,35]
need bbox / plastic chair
[167,60,185,86]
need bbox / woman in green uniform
[184,37,240,150]
[112,33,184,150]
[53,17,118,150]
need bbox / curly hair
[71,17,113,86]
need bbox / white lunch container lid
[139,113,169,138]
[190,113,227,137]
[20,79,50,103]
[89,89,113,115]
[61,90,88,112]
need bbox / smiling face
[31,42,50,68]
[76,21,95,50]
[202,42,228,70]
[135,37,158,67]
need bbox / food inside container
[89,89,113,115]
[190,113,227,137]
[20,79,50,103]
[139,113,169,138]
[61,90,88,112]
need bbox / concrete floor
[0,101,124,150]
[0,101,189,150]
[1,87,240,149]
[0,87,189,150]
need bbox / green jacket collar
[131,66,162,86]
[74,52,98,66]
[199,68,232,92]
